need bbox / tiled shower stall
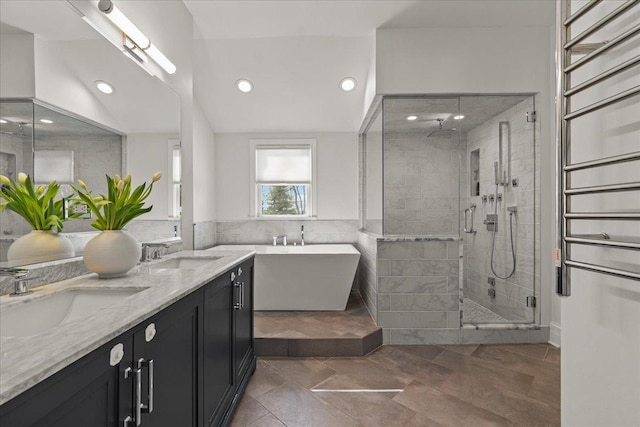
[357,95,545,344]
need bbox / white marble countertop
[0,248,255,405]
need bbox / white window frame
[250,139,317,219]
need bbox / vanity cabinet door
[203,274,235,427]
[132,291,202,427]
[0,337,134,427]
[234,259,255,387]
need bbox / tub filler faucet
[272,235,287,246]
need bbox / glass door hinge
[526,296,537,308]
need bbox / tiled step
[255,328,383,357]
[254,292,382,357]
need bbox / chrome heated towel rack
[557,0,640,295]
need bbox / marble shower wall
[375,237,461,344]
[356,231,378,321]
[383,132,464,235]
[463,96,539,322]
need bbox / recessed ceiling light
[339,77,356,92]
[406,115,418,121]
[0,119,7,124]
[236,79,253,93]
[453,114,465,120]
[40,119,53,124]
[95,80,114,94]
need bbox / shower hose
[490,184,516,280]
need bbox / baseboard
[549,321,561,347]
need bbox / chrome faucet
[0,267,32,296]
[141,243,169,261]
[272,235,287,246]
[300,225,304,246]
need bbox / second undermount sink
[150,256,222,270]
[0,288,145,337]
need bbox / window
[251,139,316,218]
[170,144,181,218]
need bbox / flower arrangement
[72,172,161,231]
[0,172,71,232]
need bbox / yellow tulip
[114,174,121,184]
[36,185,45,196]
[124,174,131,184]
[18,172,27,184]
[116,180,124,191]
[0,175,10,186]
[78,179,88,191]
[152,172,162,182]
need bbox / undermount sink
[151,256,222,270]
[0,288,145,337]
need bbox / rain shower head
[426,118,457,137]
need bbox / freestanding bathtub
[211,244,360,311]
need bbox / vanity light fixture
[236,79,253,93]
[98,0,177,75]
[39,119,53,124]
[406,115,418,121]
[95,80,115,94]
[339,77,356,92]
[453,114,465,120]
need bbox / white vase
[7,230,74,264]
[83,230,141,279]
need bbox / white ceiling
[186,0,554,133]
[0,1,179,135]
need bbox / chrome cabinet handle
[135,367,142,426]
[234,282,242,309]
[240,281,245,309]
[123,367,134,426]
[138,358,154,415]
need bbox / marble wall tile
[389,259,459,276]
[389,328,461,345]
[390,294,459,311]
[378,276,450,294]
[215,220,359,245]
[378,311,447,328]
[194,220,216,249]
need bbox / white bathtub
[211,244,360,311]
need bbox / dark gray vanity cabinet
[131,290,202,427]
[0,336,133,427]
[204,258,256,427]
[0,257,255,427]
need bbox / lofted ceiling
[186,0,554,133]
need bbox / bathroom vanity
[0,249,255,427]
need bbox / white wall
[215,132,358,221]
[374,23,557,328]
[561,2,640,424]
[0,33,35,98]
[192,98,216,222]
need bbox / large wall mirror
[0,0,181,266]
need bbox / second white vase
[83,230,141,278]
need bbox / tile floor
[231,343,560,426]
